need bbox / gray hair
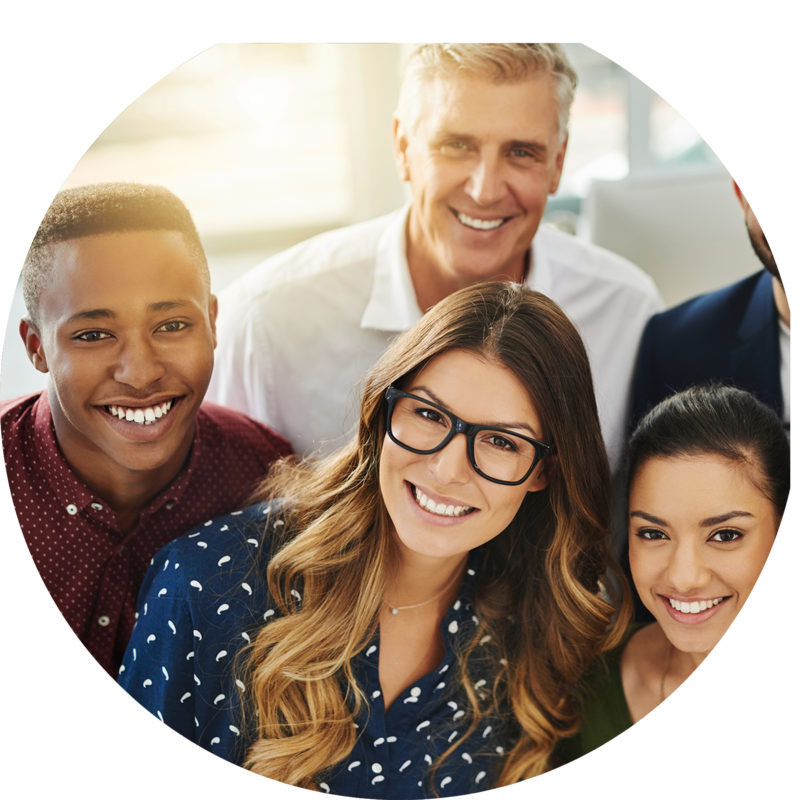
[395,43,578,140]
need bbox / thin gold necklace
[383,567,463,615]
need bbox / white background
[1,2,796,798]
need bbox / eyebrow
[65,299,192,324]
[629,511,668,526]
[699,511,754,527]
[629,510,755,527]
[410,385,540,437]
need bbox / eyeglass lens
[389,393,539,483]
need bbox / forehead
[631,454,775,519]
[39,230,208,323]
[413,71,562,140]
[407,349,542,431]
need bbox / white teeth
[457,212,505,231]
[669,597,724,614]
[413,487,472,517]
[107,400,174,426]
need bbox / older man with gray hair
[208,44,662,472]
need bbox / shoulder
[139,502,286,603]
[536,224,660,299]
[219,210,402,301]
[645,271,768,337]
[213,211,404,345]
[1,393,45,456]
[195,403,292,455]
[0,392,42,425]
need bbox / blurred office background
[0,43,762,400]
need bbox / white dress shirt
[208,206,663,472]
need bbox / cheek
[50,354,97,396]
[516,185,549,216]
[378,436,403,495]
[628,543,660,591]
[174,339,215,383]
[490,486,529,529]
[731,556,771,603]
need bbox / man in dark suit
[632,182,789,431]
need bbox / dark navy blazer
[632,270,782,428]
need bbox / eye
[509,147,534,159]
[156,320,189,333]
[416,407,446,425]
[73,330,112,343]
[709,528,742,544]
[440,140,469,155]
[483,432,518,452]
[635,528,668,541]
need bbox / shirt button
[66,504,78,515]
[90,502,104,511]
[165,501,175,510]
[97,615,111,627]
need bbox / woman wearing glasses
[119,281,629,796]
[558,384,788,761]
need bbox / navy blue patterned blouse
[118,503,514,798]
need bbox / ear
[732,180,749,212]
[208,294,218,349]
[19,318,49,374]
[549,134,568,194]
[392,117,411,182]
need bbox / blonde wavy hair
[237,281,630,789]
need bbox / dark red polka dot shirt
[1,392,292,677]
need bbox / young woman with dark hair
[561,383,788,759]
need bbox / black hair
[628,384,789,516]
[22,182,209,322]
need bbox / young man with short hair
[2,182,291,676]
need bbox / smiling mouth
[454,211,509,231]
[411,483,476,518]
[667,596,729,615]
[104,399,176,426]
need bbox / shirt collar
[360,205,543,331]
[32,391,201,520]
[527,225,552,293]
[360,204,424,332]
[33,392,95,513]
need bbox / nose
[112,335,167,389]
[665,539,710,595]
[428,434,471,485]
[465,151,506,207]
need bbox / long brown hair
[238,281,630,787]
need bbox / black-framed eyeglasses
[385,386,553,486]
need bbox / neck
[404,213,528,313]
[658,630,706,700]
[49,390,191,523]
[773,275,790,327]
[385,547,468,612]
